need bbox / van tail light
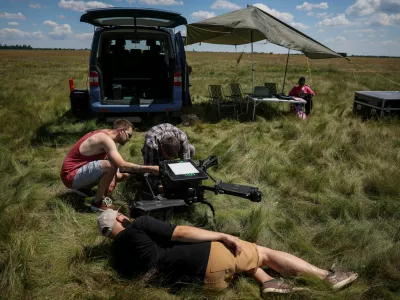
[69,78,74,92]
[173,71,182,86]
[89,71,99,87]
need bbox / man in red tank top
[60,119,159,212]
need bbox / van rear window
[108,38,166,54]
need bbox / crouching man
[97,210,358,296]
[60,119,159,212]
[141,123,195,165]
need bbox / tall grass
[1,50,400,299]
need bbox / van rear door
[175,31,191,106]
[80,8,187,28]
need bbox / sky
[1,0,399,56]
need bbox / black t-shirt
[112,216,211,283]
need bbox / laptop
[249,86,272,99]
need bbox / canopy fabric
[186,5,342,59]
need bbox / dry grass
[0,50,400,300]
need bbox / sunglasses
[124,130,132,140]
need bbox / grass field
[1,50,400,300]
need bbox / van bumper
[91,102,182,113]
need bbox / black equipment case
[70,89,90,118]
[353,91,400,119]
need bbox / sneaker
[90,197,116,212]
[70,188,94,198]
[261,279,309,296]
[325,271,358,289]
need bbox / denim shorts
[72,160,103,189]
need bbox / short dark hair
[113,119,134,131]
[160,136,180,158]
[299,77,306,83]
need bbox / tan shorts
[204,241,259,291]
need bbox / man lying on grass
[60,119,159,212]
[97,210,358,296]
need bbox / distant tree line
[0,44,33,50]
[0,44,89,50]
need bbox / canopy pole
[251,30,254,91]
[281,48,290,94]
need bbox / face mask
[122,219,132,228]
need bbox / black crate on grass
[70,89,90,119]
[353,91,400,119]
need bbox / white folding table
[246,95,307,120]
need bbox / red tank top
[60,129,108,188]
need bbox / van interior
[96,30,174,104]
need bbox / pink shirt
[289,85,315,97]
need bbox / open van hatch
[80,8,187,28]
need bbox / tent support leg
[282,48,290,94]
[251,30,254,91]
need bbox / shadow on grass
[57,192,94,213]
[31,101,292,148]
[31,110,99,147]
[83,243,111,262]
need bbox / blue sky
[1,0,399,56]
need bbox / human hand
[221,234,242,256]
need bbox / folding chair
[228,83,246,114]
[208,85,237,119]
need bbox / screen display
[168,162,199,175]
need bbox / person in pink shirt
[289,77,316,115]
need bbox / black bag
[276,94,293,100]
[70,90,90,119]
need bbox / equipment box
[353,91,400,119]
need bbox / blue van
[70,8,190,120]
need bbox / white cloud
[8,22,19,26]
[0,12,26,20]
[58,0,113,12]
[317,14,355,27]
[366,12,400,26]
[191,10,216,19]
[346,0,400,16]
[296,2,328,11]
[344,28,376,33]
[381,40,399,45]
[211,0,241,10]
[75,33,93,39]
[316,12,333,19]
[307,12,314,16]
[30,3,45,9]
[57,14,66,19]
[318,29,324,32]
[0,28,44,39]
[324,35,347,43]
[290,22,310,30]
[43,20,73,39]
[32,31,45,39]
[254,3,294,22]
[139,0,183,5]
[43,20,59,27]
